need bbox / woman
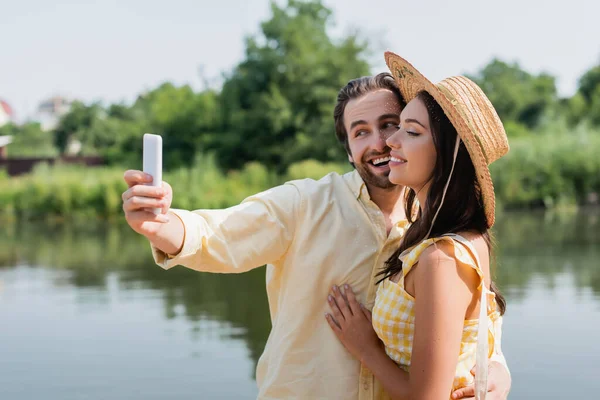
[325,53,509,400]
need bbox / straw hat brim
[385,51,497,227]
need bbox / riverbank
[1,133,598,220]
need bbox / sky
[1,0,598,121]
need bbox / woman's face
[386,97,437,192]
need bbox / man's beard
[355,151,396,190]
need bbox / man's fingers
[122,173,172,215]
[451,377,497,400]
[124,170,152,187]
[123,196,165,212]
[451,386,474,399]
[161,182,173,214]
[122,185,165,204]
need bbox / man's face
[344,89,403,189]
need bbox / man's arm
[123,170,301,273]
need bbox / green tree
[578,65,600,103]
[560,92,587,126]
[470,59,558,130]
[49,84,219,168]
[54,101,103,154]
[213,0,370,172]
[575,65,600,126]
[0,122,58,157]
[132,83,220,169]
[78,116,149,165]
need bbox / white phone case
[143,133,162,214]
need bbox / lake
[1,209,599,399]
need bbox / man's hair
[333,72,405,154]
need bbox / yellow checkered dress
[372,234,501,392]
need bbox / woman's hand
[325,284,382,363]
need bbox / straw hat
[385,52,509,228]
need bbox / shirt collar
[345,170,368,200]
[345,170,410,229]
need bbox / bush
[285,159,351,181]
[2,136,599,221]
[492,127,600,209]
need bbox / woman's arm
[407,242,478,399]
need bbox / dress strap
[397,237,438,279]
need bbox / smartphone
[143,133,162,214]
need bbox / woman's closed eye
[397,124,420,137]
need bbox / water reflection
[0,219,271,373]
[493,208,600,299]
[0,209,599,399]
[2,209,598,304]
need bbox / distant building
[36,96,72,131]
[0,100,14,127]
[0,135,12,159]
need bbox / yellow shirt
[151,170,407,399]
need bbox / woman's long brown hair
[379,91,506,315]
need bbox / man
[122,72,511,399]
